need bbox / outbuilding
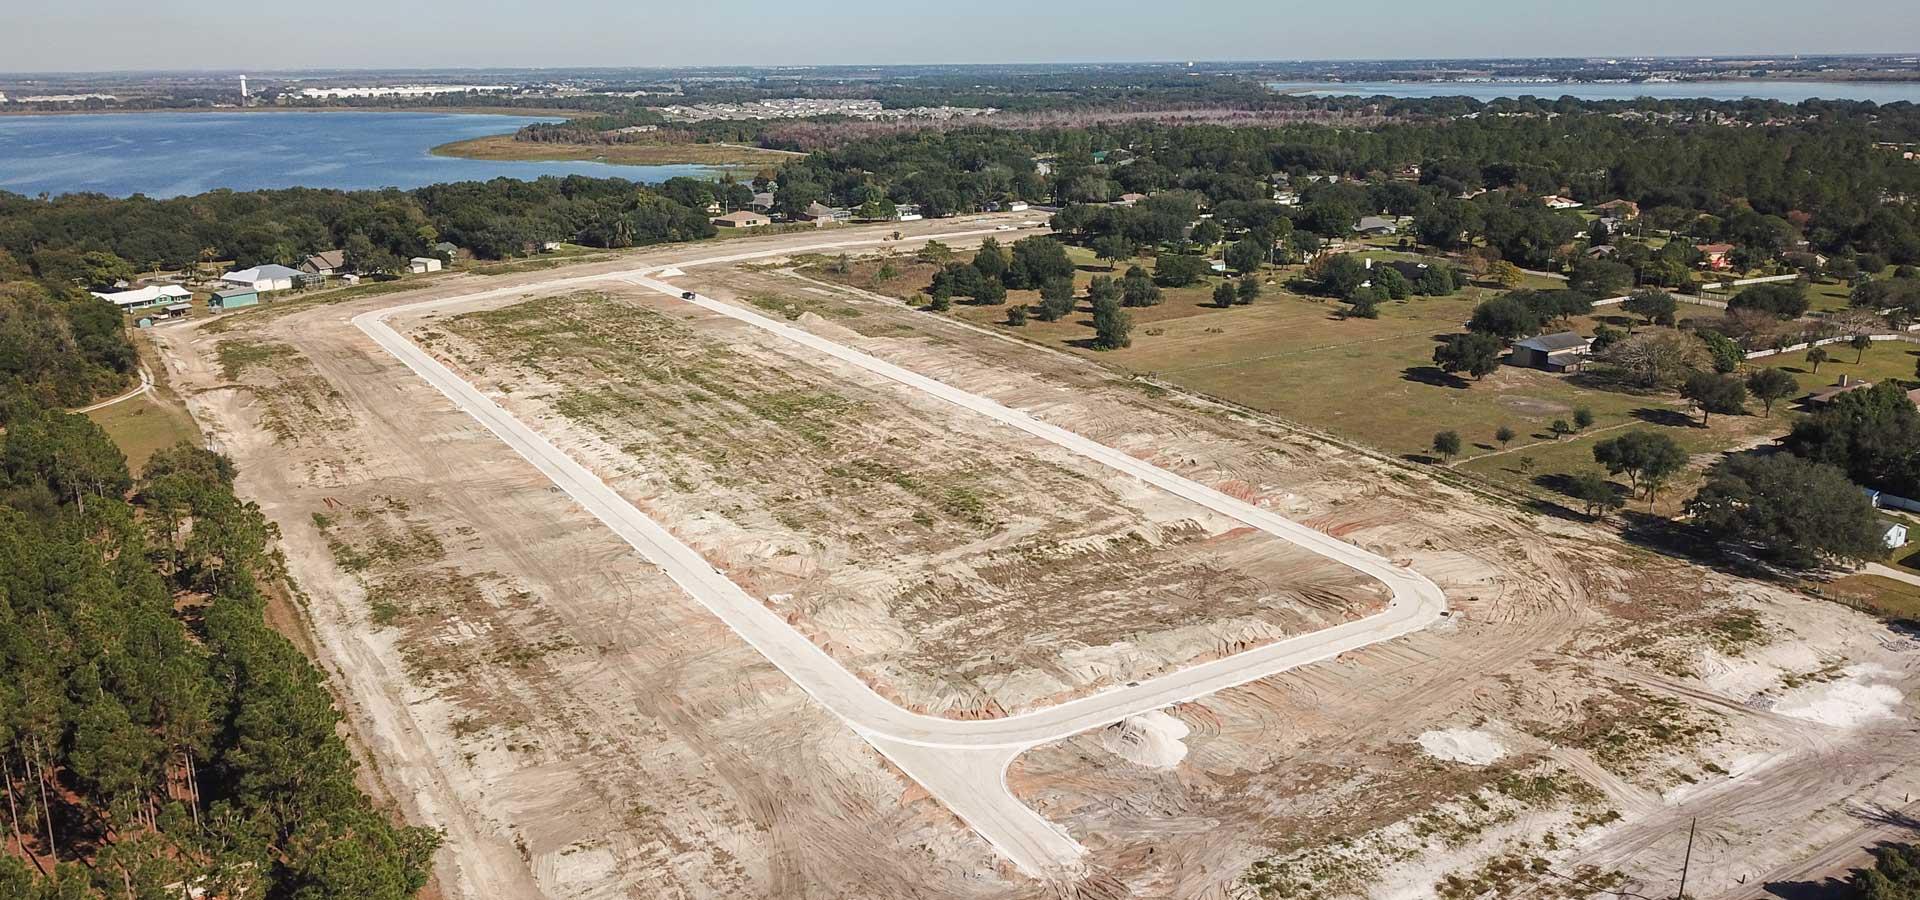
[301,250,347,276]
[1508,331,1594,372]
[408,256,444,274]
[209,287,259,310]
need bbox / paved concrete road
[353,227,1448,879]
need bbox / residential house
[432,241,460,260]
[794,201,849,226]
[1117,193,1147,207]
[301,250,347,276]
[712,211,770,229]
[208,287,259,310]
[1272,190,1301,206]
[894,204,923,221]
[1508,331,1594,372]
[1354,216,1399,236]
[220,264,303,292]
[1695,243,1736,271]
[750,192,776,211]
[408,256,443,274]
[1593,199,1640,218]
[1541,195,1583,210]
[91,284,191,310]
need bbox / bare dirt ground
[146,223,1920,899]
[401,288,1386,717]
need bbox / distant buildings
[301,250,347,276]
[209,287,259,310]
[1541,195,1583,210]
[407,257,443,275]
[1354,216,1399,236]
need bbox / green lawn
[1754,341,1920,395]
[87,393,201,474]
[1825,574,1920,621]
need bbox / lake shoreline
[428,133,799,173]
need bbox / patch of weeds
[216,339,291,380]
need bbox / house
[1806,375,1874,406]
[1508,331,1594,372]
[540,241,564,252]
[157,302,192,321]
[408,256,443,274]
[794,202,848,226]
[1117,193,1147,207]
[432,241,459,260]
[1696,243,1736,271]
[1594,199,1640,218]
[1272,190,1301,206]
[220,264,302,292]
[750,192,776,211]
[1586,244,1619,258]
[301,250,347,276]
[91,284,191,310]
[1541,195,1583,210]
[1354,216,1399,236]
[712,211,770,229]
[894,204,923,221]
[208,287,259,310]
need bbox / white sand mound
[1099,710,1192,769]
[1417,728,1507,766]
[655,266,686,278]
[1774,664,1904,728]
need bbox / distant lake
[1268,80,1920,104]
[0,111,716,198]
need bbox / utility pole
[1676,816,1697,900]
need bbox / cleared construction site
[150,217,1920,899]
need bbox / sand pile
[1099,710,1192,769]
[1416,728,1508,766]
[1774,664,1904,728]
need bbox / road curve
[349,227,1448,878]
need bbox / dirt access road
[355,228,1448,879]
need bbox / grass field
[1824,574,1920,621]
[87,393,200,473]
[432,133,796,171]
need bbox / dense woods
[0,174,718,276]
[0,398,439,896]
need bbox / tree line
[0,398,438,897]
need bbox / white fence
[1742,326,1920,360]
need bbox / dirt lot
[403,288,1386,716]
[146,223,1920,899]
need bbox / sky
[8,0,1920,73]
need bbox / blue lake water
[0,111,717,198]
[1268,80,1920,104]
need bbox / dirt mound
[1416,728,1508,766]
[1098,710,1192,769]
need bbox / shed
[159,302,192,320]
[1508,331,1593,372]
[209,288,259,310]
[408,256,444,274]
[1880,518,1909,550]
[1806,375,1874,407]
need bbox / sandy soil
[401,288,1386,717]
[145,222,1920,899]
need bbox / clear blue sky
[9,0,1919,73]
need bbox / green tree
[1432,332,1505,380]
[1681,371,1749,424]
[1213,282,1237,309]
[1414,265,1457,296]
[1092,234,1133,271]
[1550,419,1575,440]
[1431,430,1462,460]
[1488,260,1525,290]
[1807,345,1830,373]
[1569,471,1625,520]
[1593,430,1688,505]
[1036,277,1076,322]
[915,241,954,265]
[1852,842,1920,899]
[1226,238,1266,275]
[1092,298,1132,350]
[1621,289,1678,329]
[1688,454,1884,566]
[1852,333,1875,363]
[1374,265,1411,300]
[1495,425,1517,448]
[1189,220,1224,247]
[1699,330,1744,373]
[1005,236,1075,290]
[1235,276,1261,305]
[1467,296,1541,340]
[1569,257,1633,297]
[972,237,1008,282]
[1746,367,1799,416]
[1573,407,1594,430]
[1153,253,1209,287]
[1121,266,1163,307]
[1006,304,1028,326]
